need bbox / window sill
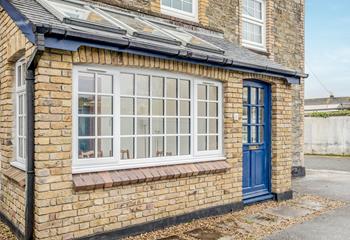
[72,160,231,191]
[3,166,26,187]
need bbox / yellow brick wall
[32,47,292,239]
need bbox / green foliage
[308,110,350,118]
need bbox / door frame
[242,79,272,204]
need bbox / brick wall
[31,47,292,239]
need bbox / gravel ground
[125,194,346,240]
[0,220,17,240]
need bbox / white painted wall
[305,116,350,155]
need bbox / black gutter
[24,33,45,240]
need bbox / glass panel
[179,136,190,155]
[120,97,134,115]
[136,74,150,96]
[259,88,265,105]
[120,73,134,95]
[209,102,218,117]
[137,118,150,134]
[23,137,27,159]
[166,136,177,156]
[97,74,113,94]
[98,138,113,158]
[209,86,218,101]
[209,119,218,134]
[78,72,95,93]
[17,65,22,87]
[162,0,171,7]
[251,87,257,105]
[173,0,182,10]
[152,76,164,97]
[79,95,95,114]
[121,117,134,135]
[198,102,207,117]
[137,98,149,115]
[183,1,192,12]
[18,95,23,115]
[166,100,177,116]
[166,118,177,134]
[18,138,23,158]
[97,117,112,136]
[78,139,95,159]
[180,118,190,134]
[152,99,164,116]
[179,79,190,99]
[251,126,257,143]
[152,136,164,157]
[209,135,218,150]
[121,137,134,159]
[243,126,248,144]
[243,87,248,104]
[78,117,95,136]
[259,126,264,143]
[243,107,248,124]
[166,78,177,98]
[179,100,190,116]
[251,107,257,124]
[136,137,150,158]
[152,118,164,134]
[18,116,23,135]
[259,107,264,124]
[198,136,207,151]
[198,119,207,134]
[97,96,113,114]
[197,85,206,100]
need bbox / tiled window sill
[73,160,231,191]
[3,166,26,187]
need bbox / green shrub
[308,110,350,118]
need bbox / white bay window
[161,0,198,22]
[73,67,224,173]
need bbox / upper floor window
[242,0,266,51]
[12,58,27,170]
[73,66,224,173]
[161,0,198,22]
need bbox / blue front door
[242,80,272,203]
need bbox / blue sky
[305,0,350,99]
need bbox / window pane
[162,0,171,7]
[179,100,190,116]
[259,107,264,124]
[166,78,177,98]
[78,117,95,136]
[243,126,248,144]
[137,137,150,158]
[251,87,257,105]
[137,118,150,134]
[78,139,95,159]
[209,86,218,101]
[18,95,23,114]
[98,96,113,115]
[179,136,190,155]
[166,100,177,116]
[251,107,257,124]
[198,119,207,134]
[179,79,190,98]
[243,87,248,104]
[152,99,164,116]
[209,135,218,150]
[78,72,95,92]
[259,126,264,143]
[243,107,248,124]
[120,73,134,95]
[152,118,164,134]
[259,88,265,105]
[121,97,134,115]
[152,76,164,97]
[18,116,23,135]
[166,118,177,134]
[121,117,134,135]
[152,137,164,157]
[209,119,218,134]
[198,136,207,151]
[97,74,113,94]
[198,102,207,116]
[209,102,218,117]
[136,74,150,96]
[166,136,177,156]
[98,138,113,158]
[97,117,113,136]
[121,137,134,159]
[173,0,182,10]
[180,118,190,134]
[183,1,192,12]
[79,95,95,114]
[197,85,206,100]
[137,98,150,115]
[18,138,23,158]
[17,65,22,87]
[251,126,257,143]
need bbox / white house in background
[305,97,350,114]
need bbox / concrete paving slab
[264,206,314,219]
[305,155,350,172]
[184,228,226,240]
[294,199,326,211]
[244,213,282,226]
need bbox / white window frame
[11,58,27,171]
[72,66,224,173]
[161,0,199,22]
[242,0,266,51]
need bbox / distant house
[305,97,350,114]
[0,0,306,239]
